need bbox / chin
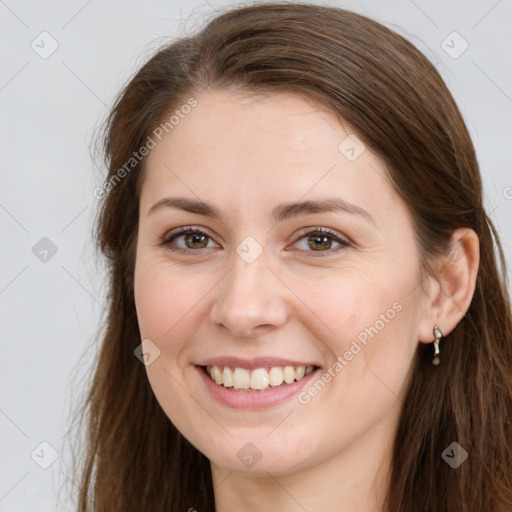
[198,432,323,476]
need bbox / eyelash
[160,225,350,257]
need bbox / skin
[133,89,479,512]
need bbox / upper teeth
[206,365,315,391]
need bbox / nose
[209,253,290,338]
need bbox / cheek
[133,260,216,443]
[134,258,211,342]
[290,272,404,351]
[290,271,417,394]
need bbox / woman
[73,2,512,511]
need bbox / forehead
[140,89,398,221]
[147,89,349,163]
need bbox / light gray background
[1,0,511,510]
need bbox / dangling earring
[432,325,443,366]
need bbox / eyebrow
[147,196,377,227]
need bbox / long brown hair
[70,3,512,510]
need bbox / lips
[196,362,321,409]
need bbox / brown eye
[183,232,209,249]
[292,228,350,257]
[308,234,334,251]
[162,227,216,252]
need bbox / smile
[205,365,315,391]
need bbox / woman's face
[134,89,430,476]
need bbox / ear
[417,227,480,344]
